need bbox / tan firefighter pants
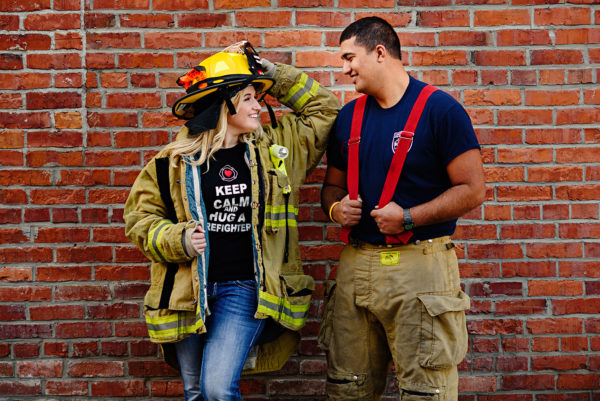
[318,236,470,401]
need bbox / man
[319,17,486,401]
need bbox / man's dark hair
[339,16,401,60]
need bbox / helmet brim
[172,76,275,119]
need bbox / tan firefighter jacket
[124,63,340,374]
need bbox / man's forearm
[320,183,347,217]
[411,183,485,228]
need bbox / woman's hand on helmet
[260,58,276,77]
[183,221,206,257]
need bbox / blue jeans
[174,280,265,401]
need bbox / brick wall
[1,0,599,399]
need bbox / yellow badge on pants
[380,251,399,266]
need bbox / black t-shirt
[200,142,254,282]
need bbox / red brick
[502,337,530,353]
[102,341,129,356]
[470,281,522,297]
[85,12,117,28]
[498,109,553,125]
[55,284,111,301]
[17,360,62,378]
[0,305,25,320]
[417,10,469,27]
[527,242,583,259]
[154,0,208,9]
[0,92,21,108]
[106,92,161,108]
[459,262,500,278]
[24,13,80,30]
[501,374,555,390]
[54,0,80,9]
[236,11,291,27]
[556,28,600,44]
[474,51,526,66]
[557,374,600,390]
[265,30,322,48]
[500,224,555,239]
[497,356,528,372]
[468,319,524,335]
[26,53,81,69]
[86,52,115,69]
[0,266,32,282]
[45,380,88,396]
[438,31,490,46]
[556,184,600,201]
[145,32,202,49]
[0,324,52,339]
[52,208,78,223]
[30,305,84,320]
[56,322,112,338]
[464,89,521,106]
[532,50,584,65]
[44,342,68,357]
[114,321,148,337]
[539,69,565,84]
[0,362,13,376]
[0,112,51,129]
[87,32,141,49]
[177,13,227,28]
[560,223,600,239]
[527,318,583,334]
[560,261,600,278]
[534,7,591,25]
[529,166,583,182]
[119,13,174,28]
[55,72,83,87]
[458,376,497,392]
[128,360,178,377]
[94,0,149,8]
[557,148,600,163]
[525,90,579,106]
[296,11,351,27]
[529,280,583,296]
[118,53,173,68]
[554,298,600,315]
[88,112,138,128]
[568,68,594,84]
[412,50,468,66]
[0,34,51,51]
[511,70,537,85]
[497,185,552,201]
[0,15,19,30]
[497,29,551,46]
[561,337,588,352]
[0,170,51,186]
[474,9,530,25]
[14,343,40,358]
[68,361,124,377]
[0,380,42,396]
[533,355,587,371]
[496,299,547,315]
[503,261,555,278]
[87,303,139,319]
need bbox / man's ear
[375,44,386,63]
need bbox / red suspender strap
[341,85,437,245]
[340,95,367,244]
[347,95,367,201]
[383,84,437,245]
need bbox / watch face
[403,222,415,231]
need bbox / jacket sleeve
[262,63,340,185]
[124,157,192,264]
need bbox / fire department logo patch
[392,131,401,152]
[391,131,413,153]
[219,165,238,182]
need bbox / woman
[124,42,339,401]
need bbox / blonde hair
[163,88,263,169]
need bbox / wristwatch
[403,208,415,231]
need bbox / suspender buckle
[348,137,361,146]
[400,131,414,139]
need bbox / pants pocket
[417,290,470,370]
[326,371,371,400]
[317,280,336,351]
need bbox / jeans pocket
[233,280,256,291]
[317,280,336,351]
[417,290,470,370]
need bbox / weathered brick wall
[1,0,599,399]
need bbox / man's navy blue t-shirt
[327,76,480,244]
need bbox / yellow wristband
[328,201,341,223]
